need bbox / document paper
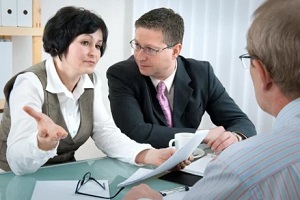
[117,130,208,187]
[182,153,214,176]
[31,180,109,200]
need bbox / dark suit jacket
[107,55,256,148]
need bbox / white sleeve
[91,72,152,165]
[7,72,57,175]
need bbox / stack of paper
[182,153,214,176]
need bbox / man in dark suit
[107,8,256,149]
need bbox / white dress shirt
[7,58,152,175]
[150,62,177,110]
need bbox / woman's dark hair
[43,6,108,58]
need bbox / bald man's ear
[253,59,273,91]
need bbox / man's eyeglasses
[239,54,260,69]
[130,40,176,56]
[75,172,124,199]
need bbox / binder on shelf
[17,0,32,27]
[1,0,17,27]
[0,40,13,99]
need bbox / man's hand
[203,126,239,153]
[123,184,163,200]
[23,106,68,151]
[135,148,193,169]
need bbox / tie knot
[157,81,166,94]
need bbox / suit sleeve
[204,64,256,138]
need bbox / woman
[0,6,190,175]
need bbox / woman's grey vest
[0,61,94,171]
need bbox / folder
[17,0,32,27]
[0,40,13,99]
[159,153,214,186]
[159,171,202,187]
[1,0,17,27]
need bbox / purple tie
[156,82,173,127]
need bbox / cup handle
[169,139,176,147]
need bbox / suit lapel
[145,57,193,126]
[173,57,193,124]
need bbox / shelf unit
[0,0,43,64]
[0,0,43,112]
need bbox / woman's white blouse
[7,58,151,175]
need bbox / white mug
[169,132,205,158]
[168,132,194,150]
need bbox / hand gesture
[23,106,68,151]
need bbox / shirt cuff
[131,144,154,166]
[29,133,58,160]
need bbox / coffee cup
[168,132,194,150]
[169,132,205,158]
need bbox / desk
[0,157,182,200]
[0,99,4,113]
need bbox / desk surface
[0,157,182,200]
